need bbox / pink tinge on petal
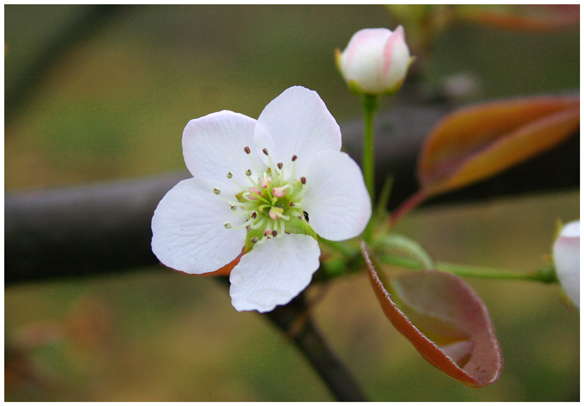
[344,28,390,68]
[382,26,404,79]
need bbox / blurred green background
[5,5,579,401]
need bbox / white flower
[151,86,371,312]
[336,27,412,95]
[553,220,580,308]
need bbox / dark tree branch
[5,102,579,285]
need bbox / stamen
[272,186,287,197]
[262,148,269,155]
[213,188,221,195]
[244,146,251,154]
[269,207,284,220]
[291,155,297,162]
[251,237,258,244]
[301,177,306,185]
[247,187,261,200]
[272,230,278,237]
[227,172,233,179]
[249,217,266,229]
[277,162,283,170]
[260,175,272,189]
[223,222,231,229]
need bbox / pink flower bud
[336,26,412,95]
[553,220,580,308]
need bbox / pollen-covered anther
[223,222,231,229]
[269,207,284,220]
[277,162,283,170]
[244,146,251,154]
[301,177,307,185]
[272,186,287,197]
[213,188,221,195]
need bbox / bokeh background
[5,5,579,401]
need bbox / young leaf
[392,95,579,222]
[457,5,580,32]
[361,242,502,387]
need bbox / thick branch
[5,103,579,285]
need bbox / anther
[264,229,273,237]
[251,237,259,243]
[251,211,258,219]
[213,188,221,195]
[245,169,252,176]
[261,176,272,189]
[227,172,233,179]
[223,222,231,229]
[292,155,297,162]
[273,186,287,197]
[248,187,261,200]
[269,207,284,220]
[301,177,306,184]
[244,146,251,154]
[277,162,283,170]
[272,230,278,237]
[262,148,269,156]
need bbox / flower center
[215,147,311,246]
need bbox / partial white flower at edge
[553,220,580,308]
[151,86,371,313]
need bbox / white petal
[182,111,265,189]
[300,150,371,241]
[254,86,341,167]
[151,178,247,275]
[553,220,580,308]
[229,234,320,312]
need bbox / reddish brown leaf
[392,95,579,223]
[458,5,580,32]
[420,95,579,194]
[361,242,502,387]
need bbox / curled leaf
[361,242,502,387]
[457,5,580,32]
[393,95,579,222]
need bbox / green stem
[436,262,558,284]
[379,254,558,284]
[362,94,379,243]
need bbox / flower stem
[362,94,379,243]
[379,253,559,284]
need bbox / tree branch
[5,101,579,285]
